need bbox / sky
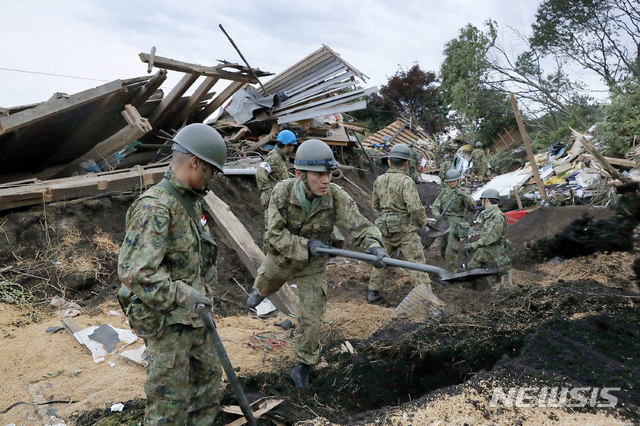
[0,0,603,109]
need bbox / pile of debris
[0,45,377,212]
[472,127,639,206]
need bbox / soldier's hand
[433,213,442,221]
[307,239,329,256]
[186,288,212,312]
[463,244,474,257]
[367,246,389,268]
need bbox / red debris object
[504,210,526,224]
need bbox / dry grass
[91,228,120,255]
[538,252,637,290]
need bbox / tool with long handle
[196,304,258,426]
[314,247,503,282]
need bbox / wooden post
[509,93,547,200]
[204,192,298,316]
[569,127,633,184]
[513,189,523,210]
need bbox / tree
[440,24,517,144]
[598,78,640,155]
[351,64,448,136]
[531,0,640,85]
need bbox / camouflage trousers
[369,232,431,291]
[440,229,464,274]
[254,253,327,366]
[260,191,271,248]
[143,323,222,425]
[469,244,511,286]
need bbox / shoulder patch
[260,162,272,173]
[152,213,170,234]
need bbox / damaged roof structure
[0,45,376,211]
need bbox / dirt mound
[507,205,616,266]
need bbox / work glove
[185,288,213,312]
[433,213,442,221]
[307,239,329,256]
[367,246,389,268]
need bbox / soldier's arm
[256,160,273,192]
[460,189,477,212]
[334,185,383,251]
[117,203,190,311]
[403,178,427,228]
[371,181,381,212]
[265,182,309,261]
[472,211,504,249]
[431,192,443,216]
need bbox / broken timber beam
[0,80,128,135]
[0,164,168,211]
[148,72,199,126]
[570,127,633,184]
[139,53,267,83]
[579,154,637,168]
[203,192,298,316]
[194,81,244,123]
[130,69,168,108]
[168,77,219,129]
[510,93,547,200]
[54,105,153,177]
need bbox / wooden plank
[579,154,636,168]
[130,69,167,108]
[277,100,367,125]
[171,77,220,126]
[139,53,268,83]
[0,164,168,211]
[274,87,376,116]
[195,81,244,122]
[203,192,298,316]
[570,127,633,184]
[0,80,127,135]
[510,93,547,200]
[148,73,199,126]
[62,317,91,355]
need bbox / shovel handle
[314,247,453,280]
[196,304,257,426]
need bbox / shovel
[421,194,460,248]
[313,247,504,283]
[196,304,259,426]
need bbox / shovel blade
[440,268,506,283]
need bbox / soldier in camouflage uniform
[431,170,477,273]
[464,188,511,287]
[439,154,452,182]
[256,130,297,210]
[117,124,225,425]
[408,142,421,184]
[245,139,386,388]
[256,130,297,244]
[368,143,431,303]
[470,141,487,181]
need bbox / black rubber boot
[367,290,382,303]
[246,289,265,308]
[291,363,310,388]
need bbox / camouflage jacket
[439,160,452,181]
[470,204,507,250]
[431,186,476,222]
[256,146,290,194]
[266,178,382,276]
[118,170,214,327]
[372,168,427,235]
[470,148,486,166]
[408,148,420,178]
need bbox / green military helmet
[172,123,226,172]
[389,143,411,160]
[475,141,483,148]
[294,139,338,172]
[480,188,500,200]
[444,169,461,182]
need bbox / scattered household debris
[48,296,81,318]
[119,345,148,367]
[221,397,284,426]
[61,317,137,363]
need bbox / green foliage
[598,78,640,155]
[440,23,516,144]
[531,101,603,149]
[351,64,448,135]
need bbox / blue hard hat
[276,130,297,145]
